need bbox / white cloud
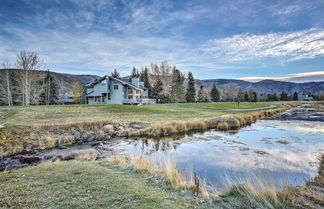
[237,71,324,82]
[203,28,324,64]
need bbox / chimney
[131,77,139,87]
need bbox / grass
[0,102,296,157]
[1,154,322,209]
[0,161,199,209]
[0,102,283,126]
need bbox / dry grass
[105,154,206,194]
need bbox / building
[85,76,155,105]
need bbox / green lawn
[0,102,281,126]
[0,160,214,209]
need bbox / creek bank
[0,104,296,171]
[269,103,324,122]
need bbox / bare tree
[15,51,42,106]
[224,85,239,102]
[0,59,13,106]
[58,78,65,105]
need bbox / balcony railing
[122,98,156,105]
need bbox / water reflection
[110,120,324,190]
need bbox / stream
[1,104,323,191]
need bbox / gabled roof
[85,75,146,90]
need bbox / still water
[111,119,324,190]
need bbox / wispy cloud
[237,70,324,83]
[203,28,324,64]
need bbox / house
[85,76,155,105]
[299,93,314,101]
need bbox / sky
[0,0,323,81]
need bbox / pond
[109,119,324,190]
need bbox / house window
[95,96,101,103]
[128,95,133,99]
[128,88,132,94]
[136,90,141,94]
[108,93,111,100]
[114,80,118,90]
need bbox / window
[108,93,111,100]
[128,88,132,94]
[136,90,141,94]
[128,95,133,99]
[114,80,119,90]
[95,96,101,102]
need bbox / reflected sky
[110,120,324,190]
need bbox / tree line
[0,52,61,106]
[1,53,323,106]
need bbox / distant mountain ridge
[4,70,319,95]
[56,72,323,94]
[196,79,324,94]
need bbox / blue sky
[0,0,323,81]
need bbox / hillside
[196,79,324,94]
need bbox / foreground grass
[0,102,281,126]
[0,161,202,209]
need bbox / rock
[57,145,68,149]
[73,131,82,141]
[116,125,124,131]
[103,124,114,134]
[130,123,149,130]
[14,155,42,164]
[91,141,103,147]
[0,158,27,171]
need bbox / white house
[85,76,155,105]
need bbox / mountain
[196,79,324,94]
[50,72,100,93]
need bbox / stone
[73,131,82,141]
[103,124,114,134]
[15,155,42,164]
[130,123,149,130]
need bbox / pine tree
[152,77,163,100]
[293,92,298,100]
[280,92,288,101]
[111,69,120,78]
[131,66,139,78]
[210,84,220,102]
[170,68,185,103]
[244,92,249,101]
[143,67,152,98]
[185,72,196,103]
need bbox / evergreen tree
[273,93,278,101]
[143,67,152,98]
[131,66,139,78]
[280,92,288,101]
[170,68,185,103]
[210,84,220,102]
[293,92,298,100]
[40,70,58,105]
[244,92,249,101]
[152,77,163,101]
[185,72,196,103]
[139,68,144,81]
[111,69,120,78]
